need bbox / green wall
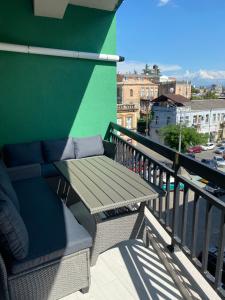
[0,0,117,145]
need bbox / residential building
[150,94,225,142]
[117,103,139,131]
[211,84,223,96]
[158,80,192,99]
[117,73,159,109]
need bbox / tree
[142,64,150,75]
[160,125,209,152]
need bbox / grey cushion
[11,177,92,274]
[42,138,75,163]
[0,160,20,211]
[74,135,104,159]
[41,163,60,178]
[4,141,44,167]
[0,189,29,261]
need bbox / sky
[116,0,225,85]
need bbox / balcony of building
[117,103,139,113]
[1,1,225,300]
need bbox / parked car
[204,181,225,196]
[215,146,225,154]
[198,247,225,289]
[187,145,202,153]
[201,159,216,168]
[213,156,225,168]
[162,175,184,192]
[201,142,215,151]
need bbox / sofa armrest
[103,140,117,160]
[7,164,41,182]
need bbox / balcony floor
[62,209,220,300]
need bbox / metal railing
[108,122,225,298]
[117,104,138,112]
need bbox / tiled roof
[152,94,190,106]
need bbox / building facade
[0,0,118,145]
[117,74,158,107]
[158,80,192,99]
[117,104,139,131]
[150,95,225,142]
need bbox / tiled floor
[63,239,185,300]
[61,208,222,300]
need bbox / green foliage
[137,118,147,133]
[191,86,200,94]
[160,125,209,152]
[191,90,218,100]
[142,64,150,75]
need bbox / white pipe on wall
[0,42,125,62]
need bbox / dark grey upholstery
[7,164,41,182]
[4,141,44,167]
[42,138,75,163]
[74,135,104,159]
[41,163,60,178]
[0,160,20,211]
[0,189,29,261]
[11,177,92,275]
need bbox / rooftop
[152,94,190,106]
[191,99,225,111]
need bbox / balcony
[117,104,139,112]
[1,2,225,299]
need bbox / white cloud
[178,69,225,81]
[158,0,170,7]
[117,60,182,74]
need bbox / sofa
[0,135,116,300]
[2,136,116,178]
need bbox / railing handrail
[109,123,225,297]
[110,122,225,188]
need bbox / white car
[215,146,225,154]
[213,156,225,168]
[201,143,215,151]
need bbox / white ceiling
[34,0,121,19]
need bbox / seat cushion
[11,177,92,275]
[42,138,75,163]
[4,141,44,167]
[0,189,29,261]
[41,163,60,178]
[0,160,20,211]
[74,135,104,159]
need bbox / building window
[141,87,145,97]
[213,114,216,122]
[167,116,170,125]
[126,116,132,129]
[222,113,225,121]
[146,88,149,97]
[185,116,189,124]
[193,115,197,124]
[155,116,159,125]
[218,114,220,121]
[180,116,184,123]
[117,118,122,126]
[130,89,133,97]
[206,114,209,123]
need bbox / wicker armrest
[103,140,117,160]
[7,164,41,182]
